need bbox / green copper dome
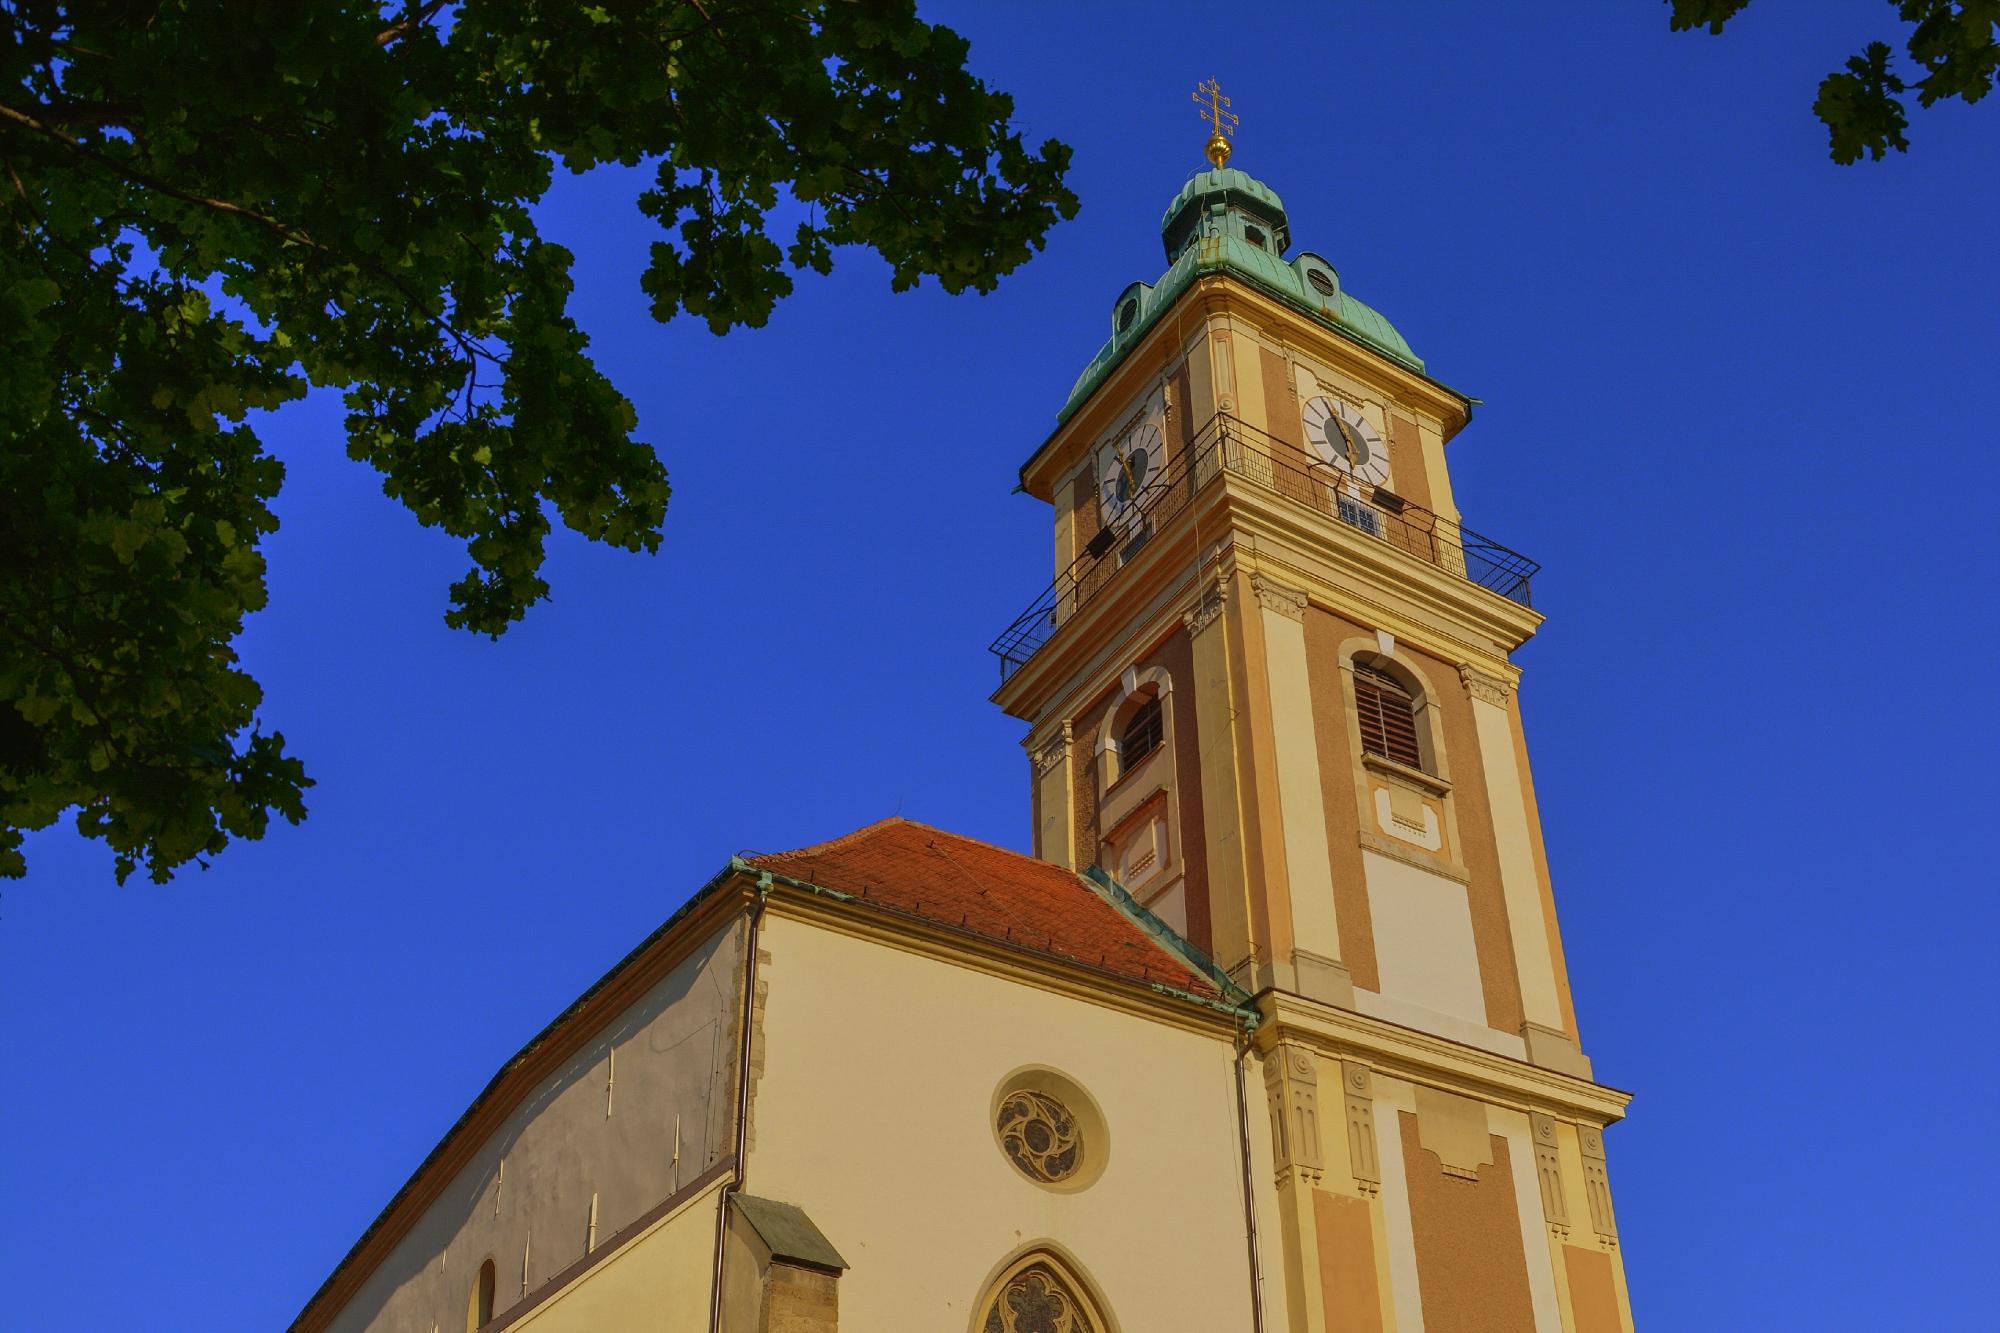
[1160,168,1290,256]
[1058,167,1443,423]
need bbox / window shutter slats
[1119,697,1165,769]
[1352,664,1423,769]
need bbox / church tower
[991,90,1637,1331]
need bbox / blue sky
[6,3,1998,1328]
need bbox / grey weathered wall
[330,918,744,1333]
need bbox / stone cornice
[992,461,1540,726]
[1254,990,1631,1126]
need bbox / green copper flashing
[1080,864,1257,1025]
[724,856,853,902]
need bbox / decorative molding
[1458,664,1511,706]
[1031,722,1072,778]
[1530,1112,1569,1236]
[1262,1042,1324,1185]
[1182,580,1229,636]
[1582,1159,1617,1243]
[1340,1060,1380,1194]
[1577,1124,1617,1243]
[1249,572,1308,622]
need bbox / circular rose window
[997,1089,1082,1183]
[991,1068,1108,1192]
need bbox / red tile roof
[746,817,1216,997]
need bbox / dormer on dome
[1057,165,1433,424]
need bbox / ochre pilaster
[1261,1041,1327,1333]
[1225,566,1294,991]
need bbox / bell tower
[990,93,1637,1332]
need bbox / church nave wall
[745,909,1267,1332]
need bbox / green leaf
[0,0,1072,885]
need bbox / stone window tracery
[978,1255,1111,1333]
[997,1089,1082,1184]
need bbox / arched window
[979,1251,1113,1333]
[1118,695,1163,770]
[467,1258,496,1331]
[1352,662,1423,769]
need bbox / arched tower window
[1117,695,1163,769]
[467,1257,496,1331]
[1352,661,1423,769]
[978,1251,1113,1333]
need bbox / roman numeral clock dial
[1099,421,1164,532]
[1302,395,1389,487]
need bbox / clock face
[1301,396,1388,487]
[1099,422,1164,529]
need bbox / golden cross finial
[1192,77,1238,168]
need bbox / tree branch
[0,101,320,249]
[376,0,453,47]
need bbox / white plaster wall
[328,921,742,1333]
[748,913,1258,1330]
[1361,850,1487,1031]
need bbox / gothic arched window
[979,1252,1112,1333]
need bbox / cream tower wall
[325,921,744,1333]
[744,906,1282,1330]
[1002,219,1634,1331]
[1012,280,1584,1073]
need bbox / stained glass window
[982,1260,1099,1333]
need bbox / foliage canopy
[1670,0,1998,163]
[0,1,1076,883]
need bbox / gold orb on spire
[1192,77,1238,169]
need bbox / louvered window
[1119,696,1164,769]
[1353,663,1423,769]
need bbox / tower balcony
[989,413,1539,683]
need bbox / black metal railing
[990,413,1539,682]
